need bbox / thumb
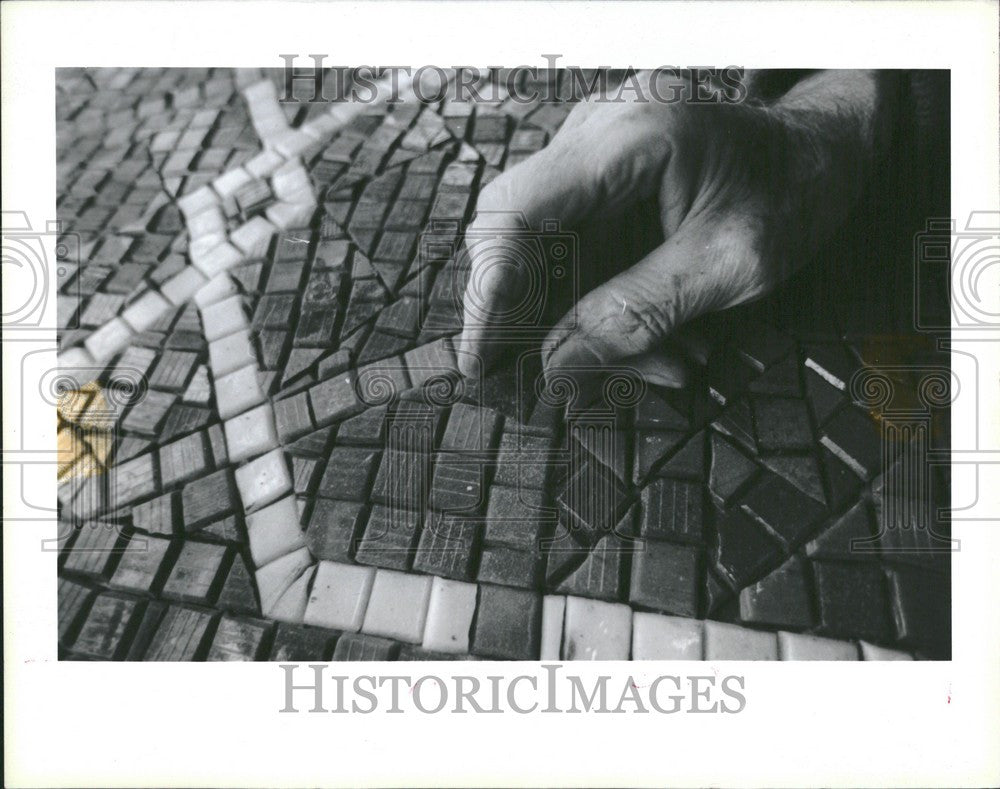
[542,219,756,383]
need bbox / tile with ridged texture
[143,605,216,661]
[412,512,479,581]
[354,505,422,571]
[159,431,209,489]
[72,592,143,659]
[318,446,381,501]
[430,457,486,515]
[182,468,236,529]
[216,555,259,615]
[556,533,628,602]
[62,521,124,578]
[306,498,365,562]
[268,623,335,661]
[112,452,159,508]
[206,616,270,661]
[309,373,364,426]
[109,534,173,594]
[161,541,227,603]
[640,478,703,543]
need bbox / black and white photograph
[51,64,953,663]
[4,1,998,787]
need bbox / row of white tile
[291,558,915,660]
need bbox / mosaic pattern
[56,68,951,661]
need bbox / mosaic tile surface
[55,67,951,661]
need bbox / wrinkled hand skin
[456,70,883,388]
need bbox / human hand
[456,70,885,389]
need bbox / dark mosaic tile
[814,561,892,643]
[887,566,950,656]
[639,478,703,544]
[556,533,629,602]
[741,472,827,547]
[306,498,366,562]
[72,592,144,660]
[354,505,422,570]
[412,512,480,582]
[317,446,381,501]
[484,484,551,550]
[476,544,541,589]
[752,396,813,452]
[471,584,541,660]
[206,616,271,661]
[274,392,314,443]
[161,540,228,604]
[805,501,878,560]
[430,456,486,515]
[820,405,883,481]
[269,623,336,661]
[109,533,174,595]
[58,578,95,645]
[714,507,783,588]
[216,554,259,615]
[130,491,178,536]
[181,468,236,529]
[158,431,209,489]
[629,539,699,617]
[708,432,758,505]
[143,605,216,661]
[738,556,814,630]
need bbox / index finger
[455,120,617,375]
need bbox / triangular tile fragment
[762,454,827,505]
[286,426,334,458]
[116,436,152,463]
[658,430,707,480]
[201,515,243,543]
[282,347,324,386]
[709,433,758,504]
[217,555,259,615]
